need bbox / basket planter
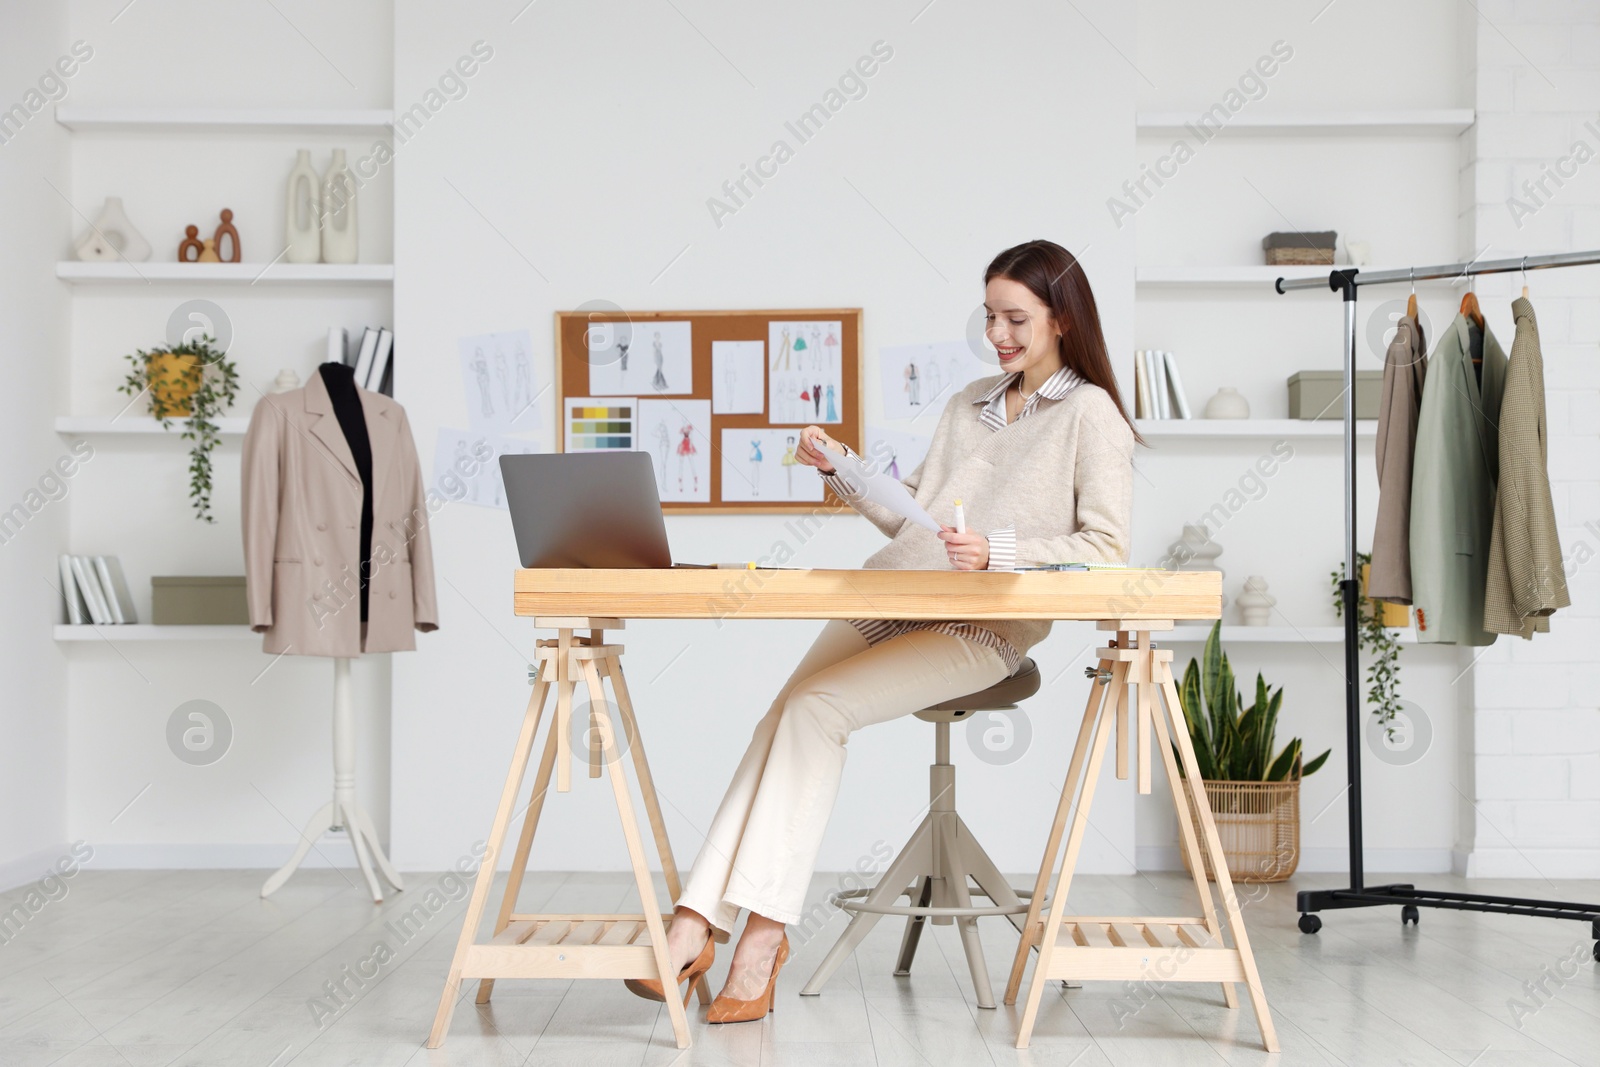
[1182,777,1300,883]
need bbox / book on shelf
[59,555,88,625]
[328,326,349,367]
[366,327,393,391]
[94,556,138,624]
[69,555,112,624]
[376,341,393,396]
[1162,350,1192,419]
[1134,350,1151,418]
[352,326,380,386]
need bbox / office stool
[799,658,1041,1008]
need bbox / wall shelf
[57,262,394,285]
[55,416,250,436]
[55,624,255,642]
[55,106,394,133]
[1136,265,1465,289]
[1136,109,1475,135]
[1157,625,1418,645]
[1135,418,1376,438]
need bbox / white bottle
[284,149,321,264]
[320,148,358,264]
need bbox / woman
[625,239,1138,1021]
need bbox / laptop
[501,452,702,569]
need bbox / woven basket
[1182,777,1301,883]
[1264,246,1334,266]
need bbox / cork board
[553,308,863,514]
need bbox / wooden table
[428,567,1277,1052]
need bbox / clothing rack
[1276,250,1600,956]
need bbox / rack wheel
[1298,913,1322,934]
[1401,905,1420,926]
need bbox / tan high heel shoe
[624,930,714,1006]
[707,934,789,1024]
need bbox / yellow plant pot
[1360,562,1411,628]
[147,352,204,418]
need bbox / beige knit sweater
[827,374,1135,659]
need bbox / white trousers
[677,619,1010,931]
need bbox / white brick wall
[1465,0,1600,877]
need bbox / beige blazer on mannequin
[241,371,439,656]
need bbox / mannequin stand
[261,657,403,903]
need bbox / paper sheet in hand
[830,449,941,533]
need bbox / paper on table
[829,448,941,533]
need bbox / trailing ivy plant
[1330,550,1405,738]
[1175,620,1330,782]
[118,334,240,523]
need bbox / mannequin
[253,363,422,903]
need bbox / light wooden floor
[1,867,1597,1066]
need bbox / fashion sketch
[749,438,764,495]
[887,449,900,479]
[512,339,533,412]
[651,331,668,391]
[812,381,822,419]
[473,348,494,416]
[807,325,822,373]
[773,326,792,372]
[825,383,837,422]
[676,420,700,493]
[782,435,797,494]
[494,348,510,413]
[925,360,943,402]
[617,337,631,386]
[652,419,671,484]
[905,360,920,405]
[824,329,838,371]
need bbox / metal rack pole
[1275,254,1600,952]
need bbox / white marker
[952,498,966,534]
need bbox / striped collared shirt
[828,364,1084,677]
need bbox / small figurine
[197,238,221,263]
[212,208,240,262]
[178,224,204,262]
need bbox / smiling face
[984,276,1063,377]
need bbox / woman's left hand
[938,526,990,571]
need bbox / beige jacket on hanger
[241,371,439,657]
[1368,311,1427,603]
[1484,295,1569,637]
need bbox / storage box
[1287,370,1382,420]
[1263,230,1337,266]
[152,575,249,625]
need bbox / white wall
[49,0,396,877]
[0,3,72,887]
[1462,0,1600,878]
[388,0,1140,875]
[27,0,1597,887]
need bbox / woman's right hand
[796,425,843,475]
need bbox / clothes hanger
[1406,267,1417,320]
[1460,270,1484,331]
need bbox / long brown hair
[984,240,1142,446]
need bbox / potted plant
[1175,621,1330,883]
[118,334,240,523]
[1330,551,1406,738]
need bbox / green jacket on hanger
[1409,312,1507,645]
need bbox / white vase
[284,149,321,264]
[75,197,151,262]
[319,148,358,264]
[1204,386,1251,419]
[1237,576,1276,625]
